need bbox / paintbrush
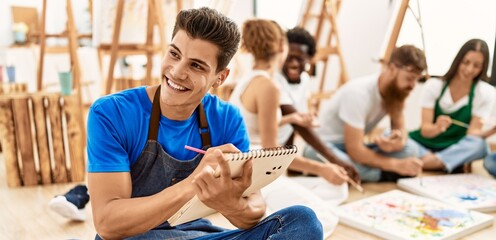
[419,169,423,186]
[451,119,469,128]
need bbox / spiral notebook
[168,145,299,226]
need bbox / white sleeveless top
[229,70,293,149]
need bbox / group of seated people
[228,18,496,184]
[48,7,496,239]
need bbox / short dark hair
[443,39,490,82]
[172,7,241,73]
[389,45,427,73]
[286,27,316,57]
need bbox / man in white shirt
[278,27,360,182]
[304,45,427,182]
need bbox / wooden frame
[299,0,348,112]
[0,93,86,187]
[102,0,168,94]
[381,0,409,63]
[36,0,91,98]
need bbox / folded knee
[484,154,496,177]
[284,205,322,230]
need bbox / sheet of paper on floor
[261,176,348,238]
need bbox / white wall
[0,0,91,48]
[255,0,496,131]
[397,0,495,77]
[1,1,495,107]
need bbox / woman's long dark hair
[442,39,490,82]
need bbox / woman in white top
[409,39,495,173]
[230,19,347,185]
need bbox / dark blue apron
[97,86,226,239]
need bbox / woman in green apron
[408,39,495,173]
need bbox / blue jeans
[303,141,418,182]
[98,206,322,240]
[407,135,488,172]
[194,205,323,240]
[484,152,496,177]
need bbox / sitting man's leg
[194,205,323,240]
[370,138,419,182]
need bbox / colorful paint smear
[398,174,496,212]
[334,190,493,240]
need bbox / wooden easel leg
[145,0,154,86]
[383,0,409,63]
[37,0,47,92]
[105,0,125,94]
[154,0,168,53]
[66,0,86,142]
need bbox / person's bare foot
[421,153,445,170]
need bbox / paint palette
[398,174,496,212]
[334,190,493,240]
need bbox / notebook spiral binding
[227,145,298,161]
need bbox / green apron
[409,81,475,150]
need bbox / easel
[36,0,87,140]
[102,0,168,94]
[37,0,86,99]
[299,0,348,113]
[381,0,410,63]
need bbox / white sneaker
[49,196,86,221]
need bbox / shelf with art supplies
[0,65,28,95]
[0,66,87,187]
[39,65,78,97]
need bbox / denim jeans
[193,205,323,240]
[484,152,496,177]
[407,135,488,172]
[303,141,418,182]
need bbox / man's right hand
[392,157,423,176]
[188,144,240,183]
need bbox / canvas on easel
[398,173,496,212]
[334,190,493,240]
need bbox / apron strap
[198,103,211,147]
[147,85,211,147]
[148,85,162,141]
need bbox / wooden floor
[1,153,496,239]
[0,154,96,239]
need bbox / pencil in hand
[185,145,206,154]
